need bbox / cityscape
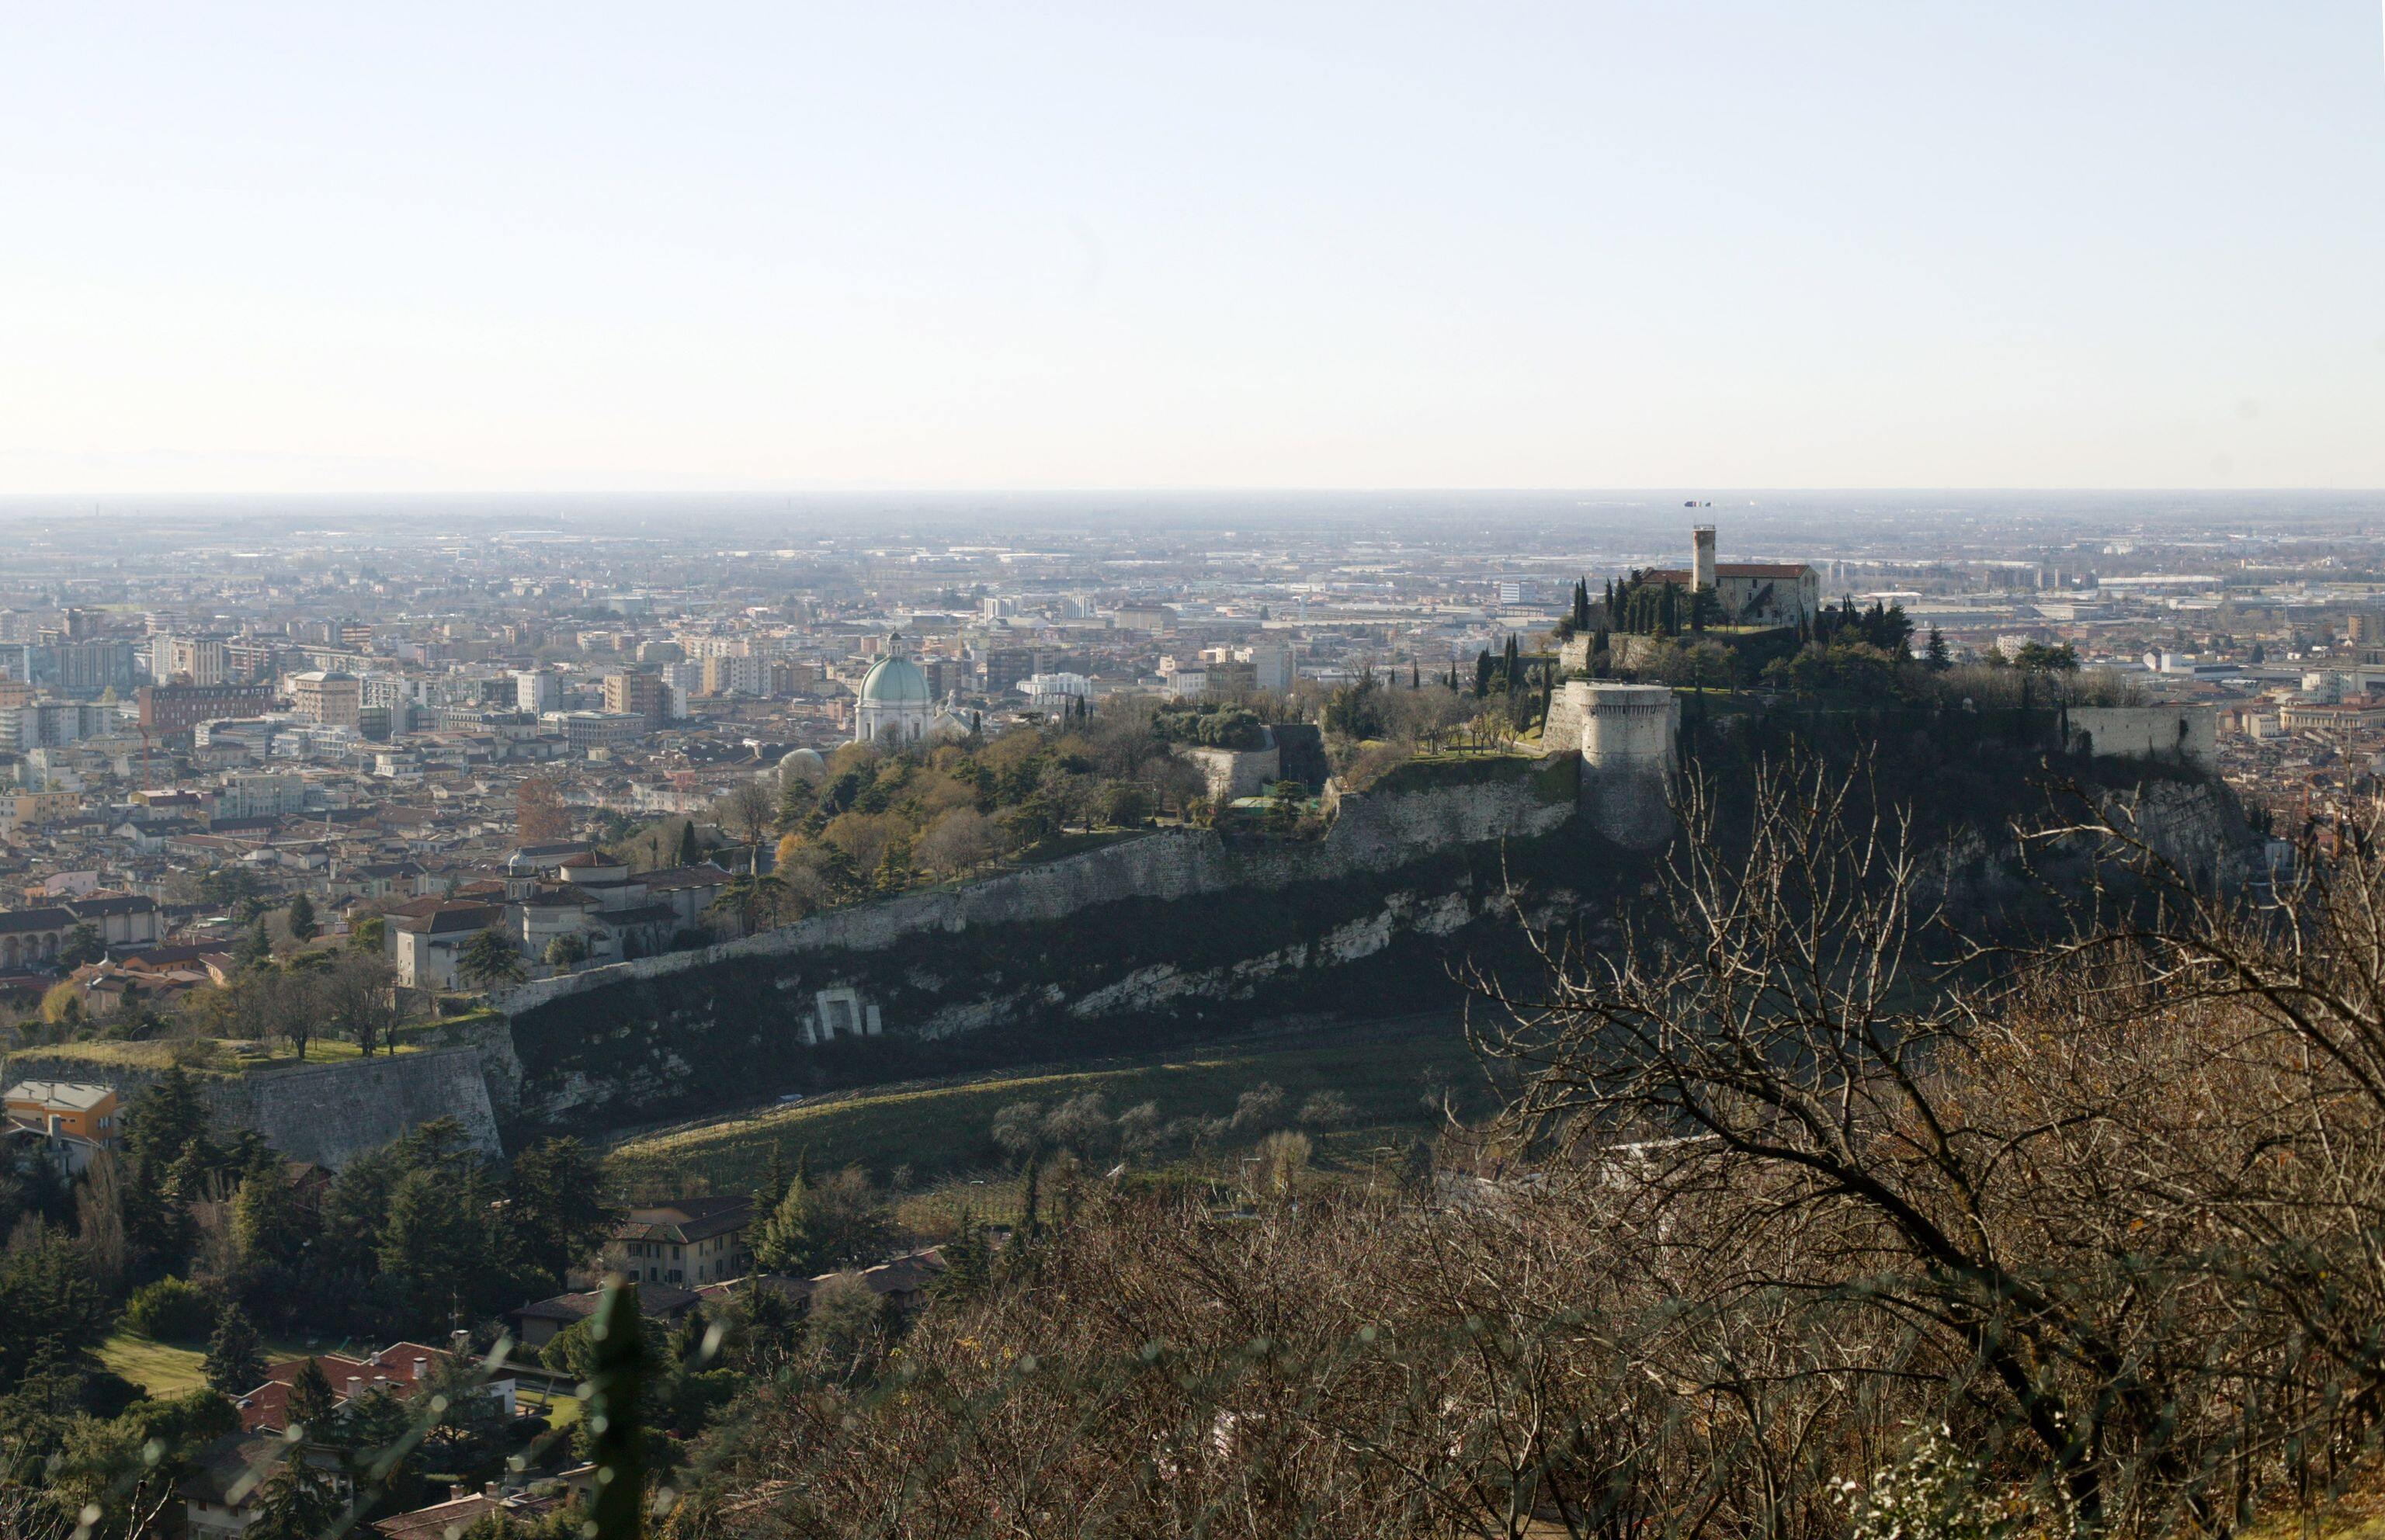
[6,0,2385,1535]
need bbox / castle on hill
[1635,525,1821,630]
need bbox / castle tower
[1546,681,1680,850]
[1692,525,1717,591]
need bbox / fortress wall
[501,771,1576,1017]
[2068,706,2219,773]
[207,1046,502,1168]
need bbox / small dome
[858,636,932,706]
[778,747,826,781]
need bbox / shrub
[124,1276,217,1342]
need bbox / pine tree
[755,1144,793,1215]
[675,820,700,867]
[285,893,318,945]
[123,1064,209,1175]
[234,920,273,973]
[206,1305,265,1395]
[286,1357,338,1438]
[1019,1157,1043,1241]
[583,1284,649,1540]
[1473,649,1493,699]
[233,1160,308,1273]
[1925,626,1951,671]
[940,1206,993,1301]
[245,1452,343,1540]
[752,1173,814,1275]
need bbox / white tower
[1692,525,1717,591]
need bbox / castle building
[853,633,933,745]
[1640,524,1821,628]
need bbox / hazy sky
[5,3,2383,494]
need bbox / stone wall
[1184,744,1281,801]
[210,1046,503,1168]
[2067,706,2219,774]
[502,767,1577,1017]
[484,764,1592,1130]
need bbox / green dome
[859,641,931,706]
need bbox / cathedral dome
[858,646,930,706]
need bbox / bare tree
[715,776,779,848]
[1470,751,2351,1535]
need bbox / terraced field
[606,1012,1498,1196]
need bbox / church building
[852,634,934,745]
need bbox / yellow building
[3,1080,120,1173]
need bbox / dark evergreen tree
[507,1138,617,1288]
[583,1284,650,1540]
[284,893,318,944]
[940,1207,994,1302]
[244,1452,344,1540]
[286,1357,338,1436]
[234,920,273,973]
[123,1064,210,1175]
[754,1144,793,1216]
[205,1306,264,1396]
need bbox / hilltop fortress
[1654,523,1823,629]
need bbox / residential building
[603,671,665,723]
[0,893,163,966]
[603,1196,755,1288]
[543,709,647,751]
[233,1339,516,1434]
[508,1283,701,1350]
[182,1434,352,1540]
[3,1080,120,1173]
[138,682,274,736]
[290,670,363,728]
[388,900,505,990]
[514,669,561,713]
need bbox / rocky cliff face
[490,762,1590,1132]
[108,744,2251,1166]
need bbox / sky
[3,2,2383,494]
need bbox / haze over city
[8,2,2385,494]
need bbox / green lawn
[96,1333,207,1395]
[609,1014,1494,1196]
[99,1331,353,1397]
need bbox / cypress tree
[583,1282,649,1540]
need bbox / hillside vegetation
[606,1013,1487,1195]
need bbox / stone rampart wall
[2068,706,2219,773]
[209,1046,502,1168]
[502,770,1575,1016]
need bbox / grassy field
[96,1333,209,1395]
[609,1014,1495,1197]
[98,1331,330,1396]
[7,1008,502,1081]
